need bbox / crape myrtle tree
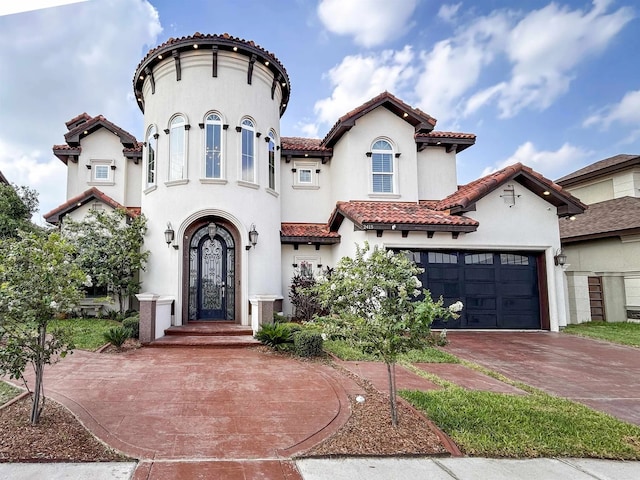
[313,242,463,427]
[0,183,40,238]
[63,209,149,314]
[0,231,86,424]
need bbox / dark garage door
[417,251,541,329]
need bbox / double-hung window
[169,115,186,181]
[145,125,157,187]
[205,113,222,179]
[371,139,394,193]
[241,118,255,183]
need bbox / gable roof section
[65,112,92,130]
[280,223,341,245]
[415,131,476,153]
[560,196,640,243]
[64,114,138,148]
[281,137,333,163]
[556,154,640,188]
[437,163,586,218]
[321,91,437,148]
[44,187,140,225]
[329,201,479,235]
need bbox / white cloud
[314,46,416,125]
[296,122,320,138]
[437,3,462,23]
[317,0,418,47]
[0,0,88,17]
[467,1,634,118]
[584,89,640,128]
[0,0,161,218]
[482,142,592,179]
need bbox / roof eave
[280,236,340,245]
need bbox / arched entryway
[184,220,239,322]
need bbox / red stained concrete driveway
[24,348,357,479]
[445,332,640,425]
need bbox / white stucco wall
[417,146,458,200]
[138,48,284,326]
[280,157,334,223]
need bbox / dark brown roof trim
[53,145,82,165]
[64,115,138,148]
[280,235,341,245]
[416,131,476,153]
[44,187,139,225]
[321,91,436,148]
[562,227,640,244]
[133,33,291,116]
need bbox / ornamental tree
[313,242,462,426]
[0,231,86,424]
[63,209,148,314]
[0,183,39,239]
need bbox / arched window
[267,130,276,190]
[145,125,157,188]
[241,118,255,183]
[204,113,223,178]
[371,139,394,193]
[169,115,186,181]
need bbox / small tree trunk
[386,361,398,427]
[30,326,46,425]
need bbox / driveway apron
[445,332,640,425]
[27,347,353,479]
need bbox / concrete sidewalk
[2,458,639,479]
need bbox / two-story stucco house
[45,33,585,341]
[557,154,640,324]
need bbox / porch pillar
[249,295,279,333]
[136,293,159,344]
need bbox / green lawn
[50,318,123,351]
[402,387,640,459]
[563,321,640,347]
[324,339,459,363]
[0,381,21,405]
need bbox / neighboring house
[0,170,8,185]
[46,33,584,340]
[556,154,640,323]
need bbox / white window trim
[293,160,319,189]
[240,118,257,185]
[267,130,278,192]
[294,255,322,279]
[203,112,225,181]
[169,115,188,182]
[368,138,398,197]
[145,125,158,188]
[88,159,115,186]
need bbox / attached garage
[414,250,549,330]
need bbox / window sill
[368,193,401,199]
[293,185,320,190]
[165,179,189,187]
[144,185,158,195]
[88,181,115,186]
[200,178,228,185]
[266,187,279,198]
[237,180,259,190]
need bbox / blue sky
[1,0,639,221]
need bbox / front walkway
[445,331,640,425]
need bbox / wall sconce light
[554,249,567,266]
[164,222,175,247]
[207,222,217,239]
[249,224,259,248]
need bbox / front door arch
[187,223,235,321]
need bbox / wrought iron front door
[189,225,235,321]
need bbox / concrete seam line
[432,458,462,479]
[557,458,603,480]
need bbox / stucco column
[249,295,279,333]
[136,293,159,344]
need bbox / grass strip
[563,321,640,348]
[324,339,459,363]
[0,381,21,405]
[401,387,640,459]
[50,318,123,351]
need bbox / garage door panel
[500,283,535,296]
[502,297,537,311]
[429,269,461,281]
[499,314,538,329]
[465,283,496,295]
[466,297,497,310]
[500,269,535,282]
[465,313,498,328]
[465,268,496,281]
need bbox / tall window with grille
[371,139,394,193]
[241,118,255,183]
[145,125,157,187]
[267,131,276,190]
[204,113,222,179]
[169,115,186,181]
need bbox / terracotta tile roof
[417,131,476,139]
[123,142,143,153]
[436,162,586,217]
[415,130,477,153]
[65,112,92,130]
[133,33,290,115]
[281,137,328,151]
[0,170,8,185]
[52,145,82,164]
[44,187,140,225]
[64,114,138,148]
[556,154,640,187]
[560,196,640,243]
[321,91,437,148]
[330,201,479,234]
[280,223,340,244]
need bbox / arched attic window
[371,139,394,193]
[267,130,277,191]
[204,112,223,179]
[241,118,256,183]
[145,125,157,188]
[169,115,187,181]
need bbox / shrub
[103,326,130,347]
[289,273,326,321]
[293,330,324,357]
[255,322,293,351]
[122,316,140,339]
